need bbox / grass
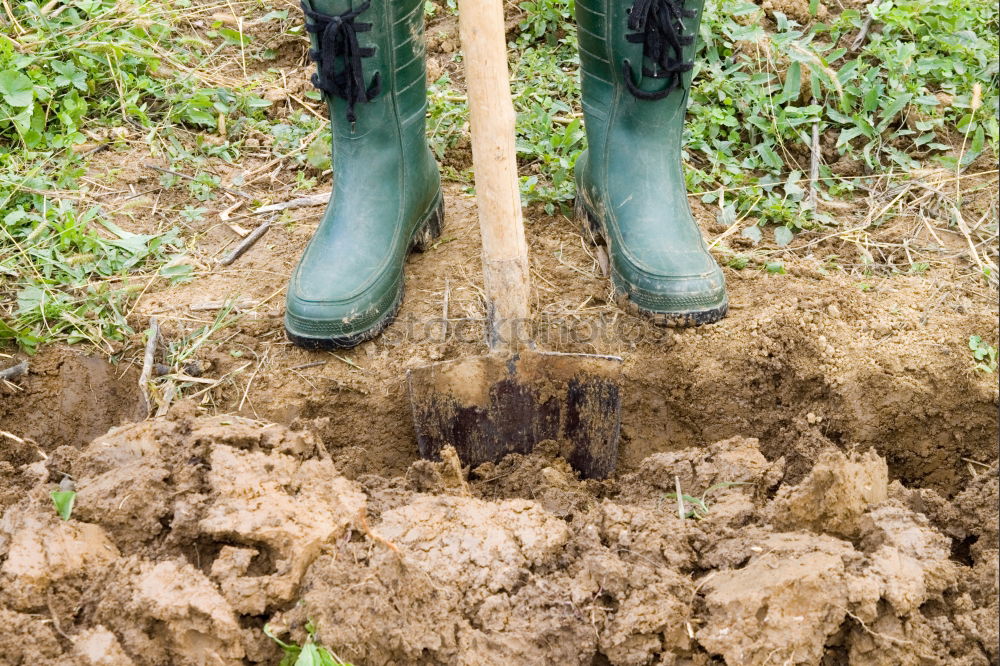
[145,300,244,412]
[1,0,997,354]
[427,0,998,225]
[0,0,280,352]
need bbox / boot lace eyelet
[623,0,695,100]
[302,0,382,124]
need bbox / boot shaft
[298,0,438,216]
[573,0,727,324]
[301,0,428,137]
[576,0,705,127]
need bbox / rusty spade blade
[408,351,622,479]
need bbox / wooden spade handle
[457,0,530,351]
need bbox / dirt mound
[0,412,995,664]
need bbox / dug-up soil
[0,399,996,665]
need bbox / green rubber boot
[575,0,727,326]
[285,0,443,348]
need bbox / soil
[0,408,996,665]
[1,1,997,663]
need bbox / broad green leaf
[0,70,33,106]
[219,27,252,45]
[185,109,216,127]
[306,136,332,169]
[756,143,783,170]
[877,93,912,132]
[862,86,880,113]
[741,225,762,243]
[50,490,76,521]
[16,285,46,315]
[781,62,802,104]
[774,226,794,246]
[837,126,865,147]
[295,644,322,666]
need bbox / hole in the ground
[0,349,144,452]
[590,652,612,666]
[950,535,978,566]
[183,538,227,575]
[246,545,278,578]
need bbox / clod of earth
[0,408,995,665]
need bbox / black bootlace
[302,1,381,126]
[623,0,696,100]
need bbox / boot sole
[575,197,727,327]
[285,192,445,350]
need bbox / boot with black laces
[575,0,728,326]
[285,0,443,348]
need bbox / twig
[226,222,251,237]
[183,361,253,401]
[189,299,255,311]
[155,380,176,418]
[47,589,72,642]
[808,106,821,211]
[330,353,364,371]
[143,163,252,200]
[289,360,327,371]
[0,360,28,382]
[850,13,875,51]
[843,608,932,657]
[78,142,109,158]
[442,278,450,339]
[138,317,159,418]
[170,373,219,385]
[238,353,266,412]
[218,218,272,266]
[254,192,330,214]
[674,476,686,520]
[218,200,245,222]
[952,205,996,280]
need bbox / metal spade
[407,0,621,479]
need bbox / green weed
[968,335,998,373]
[265,621,353,666]
[664,481,752,519]
[427,0,997,222]
[148,301,242,406]
[690,0,998,229]
[50,483,76,521]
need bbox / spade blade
[408,351,622,479]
